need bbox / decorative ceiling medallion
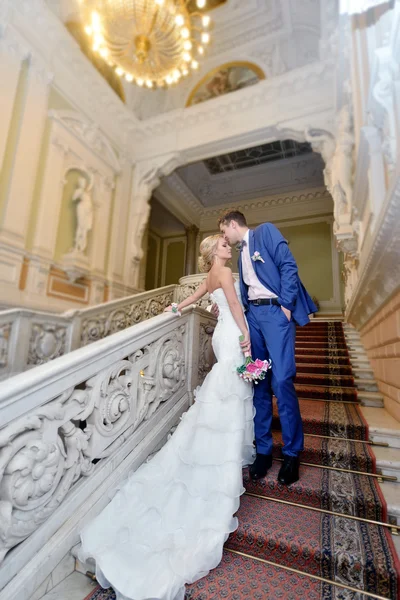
[186,61,265,106]
[80,0,213,89]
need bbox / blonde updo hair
[198,234,222,273]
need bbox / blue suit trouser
[246,303,304,457]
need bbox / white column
[0,55,53,248]
[107,159,131,287]
[0,30,28,170]
[31,126,69,259]
[91,174,115,276]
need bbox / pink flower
[246,363,258,373]
[254,359,265,369]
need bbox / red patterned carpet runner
[85,321,400,600]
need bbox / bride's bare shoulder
[219,266,235,285]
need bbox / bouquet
[237,335,271,384]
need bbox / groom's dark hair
[218,210,247,227]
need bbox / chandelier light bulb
[175,14,184,26]
[201,32,210,44]
[84,25,92,35]
[198,45,204,55]
[191,60,199,69]
[183,52,191,62]
[125,73,134,82]
[182,68,189,76]
[183,40,192,50]
[115,67,124,76]
[165,75,173,85]
[99,47,109,58]
[202,15,210,27]
[137,78,144,86]
[196,0,206,8]
[173,69,181,78]
[146,80,153,88]
[181,27,190,39]
[155,0,164,5]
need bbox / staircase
[6,319,400,600]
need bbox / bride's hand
[164,306,173,312]
[240,331,251,354]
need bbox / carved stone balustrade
[0,285,177,379]
[0,305,216,600]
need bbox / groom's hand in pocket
[281,306,291,322]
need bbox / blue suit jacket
[238,224,318,326]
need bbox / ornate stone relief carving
[28,323,68,366]
[198,322,216,382]
[0,322,187,563]
[203,190,333,217]
[80,291,174,346]
[49,111,121,172]
[0,323,12,368]
[348,180,400,327]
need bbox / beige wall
[360,291,400,422]
[164,239,186,286]
[0,70,135,310]
[278,221,333,303]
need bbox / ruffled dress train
[80,283,254,600]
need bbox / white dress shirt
[241,229,277,301]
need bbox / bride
[80,234,255,600]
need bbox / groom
[219,211,317,485]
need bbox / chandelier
[80,0,212,88]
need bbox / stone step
[380,481,400,528]
[349,350,370,360]
[373,445,400,481]
[36,571,95,600]
[351,358,372,369]
[357,390,384,408]
[361,406,400,449]
[354,377,379,392]
[352,367,375,379]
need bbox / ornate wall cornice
[202,189,333,218]
[347,177,400,328]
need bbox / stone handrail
[0,285,177,379]
[0,305,217,600]
[0,274,232,379]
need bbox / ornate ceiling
[46,0,326,121]
[166,143,325,209]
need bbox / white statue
[72,175,94,253]
[304,128,336,191]
[330,105,355,218]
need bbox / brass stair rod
[272,428,388,446]
[225,549,389,600]
[273,457,397,482]
[244,492,400,535]
[298,397,360,405]
[302,432,388,447]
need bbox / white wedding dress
[80,281,255,600]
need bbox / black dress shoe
[249,453,272,480]
[278,456,300,485]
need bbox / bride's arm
[165,281,208,312]
[219,268,250,349]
